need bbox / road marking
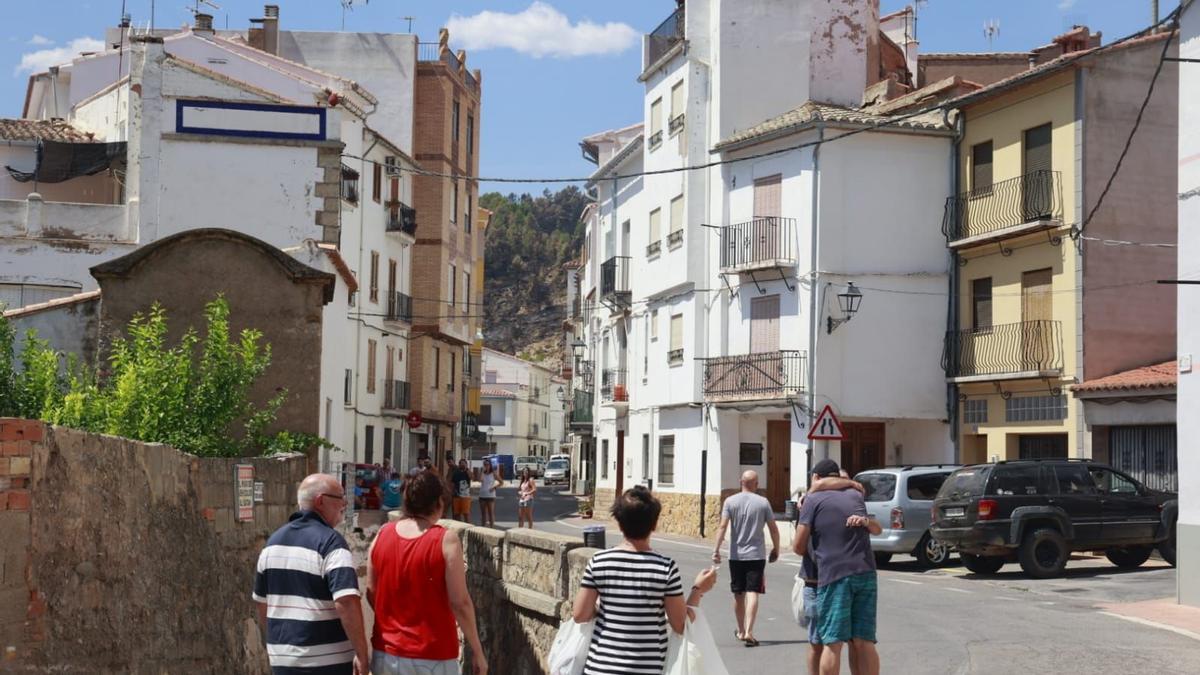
[1097,612,1200,642]
[995,596,1019,601]
[889,579,923,586]
[943,587,973,594]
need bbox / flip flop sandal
[744,637,760,647]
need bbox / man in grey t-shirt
[712,470,779,646]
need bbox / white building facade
[573,0,955,538]
[479,348,567,460]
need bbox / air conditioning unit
[384,156,401,176]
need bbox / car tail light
[890,507,904,530]
[931,505,938,523]
[977,499,997,521]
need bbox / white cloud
[445,2,638,58]
[1058,0,1077,10]
[14,36,103,75]
[27,35,53,46]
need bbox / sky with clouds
[0,0,1179,194]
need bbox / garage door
[1110,425,1177,492]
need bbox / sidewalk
[1098,597,1200,641]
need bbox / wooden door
[767,420,791,511]
[615,432,625,495]
[753,175,783,261]
[842,423,885,478]
[1021,268,1053,370]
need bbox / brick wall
[0,419,307,673]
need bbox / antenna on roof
[983,18,1001,48]
[340,0,369,31]
[403,16,415,33]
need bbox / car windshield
[547,460,568,470]
[856,473,896,502]
[937,467,992,500]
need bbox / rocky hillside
[481,187,589,371]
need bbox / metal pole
[1153,0,1160,25]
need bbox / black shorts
[729,559,767,594]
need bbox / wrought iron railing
[417,42,478,90]
[386,292,413,322]
[571,389,594,426]
[382,379,411,410]
[647,241,662,257]
[668,348,684,365]
[667,229,683,248]
[669,113,685,135]
[719,217,796,271]
[649,129,663,150]
[647,7,685,66]
[528,423,540,437]
[942,170,1063,244]
[943,320,1064,378]
[601,369,629,403]
[386,203,417,235]
[701,350,806,400]
[600,256,631,305]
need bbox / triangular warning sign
[807,404,846,441]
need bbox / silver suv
[855,465,959,568]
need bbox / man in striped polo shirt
[254,474,369,674]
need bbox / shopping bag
[666,608,731,675]
[547,619,594,675]
[791,572,809,627]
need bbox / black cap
[812,458,841,478]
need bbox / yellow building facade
[950,71,1081,463]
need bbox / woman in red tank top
[367,471,487,675]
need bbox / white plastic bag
[665,608,731,675]
[791,571,809,627]
[547,619,594,675]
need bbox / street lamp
[826,282,864,334]
[571,338,586,359]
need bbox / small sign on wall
[253,481,266,504]
[235,464,255,522]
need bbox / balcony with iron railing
[943,320,1064,382]
[669,113,685,136]
[719,217,797,273]
[600,256,632,310]
[942,170,1063,248]
[570,388,594,427]
[600,369,629,405]
[417,42,478,91]
[386,201,418,236]
[386,292,413,323]
[645,7,685,69]
[382,379,411,411]
[528,422,541,438]
[701,350,807,401]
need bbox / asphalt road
[490,483,1200,675]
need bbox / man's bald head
[740,470,759,491]
[298,473,341,509]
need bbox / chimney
[263,5,280,55]
[1028,53,1037,70]
[194,13,214,33]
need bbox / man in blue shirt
[794,459,882,675]
[253,474,369,674]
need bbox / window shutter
[650,98,663,136]
[670,195,684,233]
[753,174,782,218]
[671,81,684,119]
[750,295,780,353]
[649,208,661,242]
[972,141,993,191]
[670,314,683,351]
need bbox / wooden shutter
[972,141,993,191]
[971,278,992,330]
[1022,268,1053,323]
[367,339,377,393]
[753,175,782,218]
[750,295,780,353]
[370,251,379,302]
[1024,124,1052,174]
[388,259,397,296]
[373,163,382,202]
[670,195,684,234]
[385,346,394,381]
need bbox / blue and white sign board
[176,99,327,141]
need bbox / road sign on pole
[807,405,846,441]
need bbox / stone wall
[593,487,724,540]
[0,419,307,673]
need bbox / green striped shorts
[815,572,878,645]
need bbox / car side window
[906,473,950,500]
[1089,468,1139,495]
[990,466,1043,496]
[1052,465,1098,495]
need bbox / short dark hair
[610,485,661,539]
[403,470,448,517]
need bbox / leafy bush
[0,296,327,457]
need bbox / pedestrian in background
[711,470,779,647]
[253,473,370,675]
[572,485,717,675]
[477,460,502,527]
[383,472,403,511]
[517,467,537,528]
[451,458,473,523]
[794,459,882,675]
[367,470,487,675]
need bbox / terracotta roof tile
[714,101,949,151]
[2,290,101,318]
[0,118,95,143]
[480,387,517,399]
[1074,360,1177,394]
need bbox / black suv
[930,460,1177,578]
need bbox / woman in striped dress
[571,486,718,675]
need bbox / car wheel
[1105,545,1154,569]
[960,552,1005,575]
[874,552,893,567]
[913,532,952,568]
[1017,527,1069,579]
[1158,523,1178,567]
